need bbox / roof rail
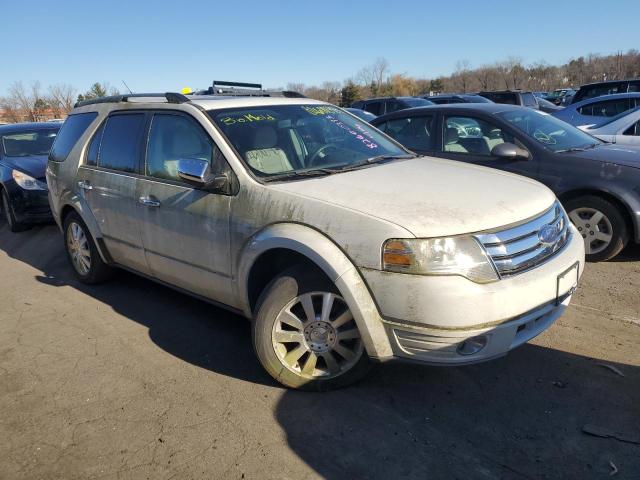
[192,80,306,98]
[74,92,190,108]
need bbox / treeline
[0,82,118,123]
[287,50,640,106]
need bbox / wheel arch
[237,223,393,359]
[558,187,637,240]
[59,199,112,264]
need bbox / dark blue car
[0,122,61,231]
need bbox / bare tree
[453,60,472,92]
[48,84,77,117]
[356,58,390,96]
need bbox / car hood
[570,144,640,169]
[1,155,48,179]
[272,157,556,238]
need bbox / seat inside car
[444,127,468,153]
[244,125,293,174]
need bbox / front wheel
[1,189,27,232]
[252,266,370,390]
[565,195,628,262]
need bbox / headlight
[382,237,499,283]
[12,170,47,191]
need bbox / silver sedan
[579,107,640,146]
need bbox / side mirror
[177,158,229,192]
[491,142,530,160]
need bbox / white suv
[46,87,585,390]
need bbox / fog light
[456,335,488,356]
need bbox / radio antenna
[122,80,133,94]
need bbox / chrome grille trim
[475,202,571,277]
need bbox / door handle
[77,180,92,191]
[138,196,160,208]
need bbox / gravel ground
[0,223,638,479]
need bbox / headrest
[445,127,460,144]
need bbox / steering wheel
[308,144,341,167]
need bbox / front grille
[475,202,570,277]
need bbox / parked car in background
[0,122,60,231]
[571,78,640,104]
[478,90,539,109]
[580,107,640,146]
[350,96,433,116]
[423,94,492,104]
[344,107,377,123]
[47,91,584,390]
[545,88,576,106]
[371,103,640,261]
[536,97,563,114]
[552,93,640,127]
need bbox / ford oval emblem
[538,224,559,246]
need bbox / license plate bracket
[556,261,579,305]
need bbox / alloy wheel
[271,292,363,380]
[66,222,91,275]
[569,207,613,255]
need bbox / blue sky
[2,0,639,96]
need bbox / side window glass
[364,102,382,115]
[49,112,98,162]
[443,116,513,156]
[579,99,630,117]
[376,122,388,133]
[146,114,219,181]
[98,113,145,172]
[623,121,640,136]
[85,123,104,166]
[385,100,400,114]
[383,116,435,151]
[522,93,537,107]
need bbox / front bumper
[6,183,52,223]
[358,226,585,365]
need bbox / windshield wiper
[557,143,600,153]
[261,169,336,182]
[330,154,417,172]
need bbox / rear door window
[97,113,146,173]
[49,112,98,162]
[522,93,537,107]
[363,101,382,115]
[381,116,435,151]
[578,99,632,117]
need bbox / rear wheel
[252,266,370,390]
[63,212,113,284]
[1,189,27,232]
[565,195,628,262]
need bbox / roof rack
[193,80,306,98]
[74,92,190,108]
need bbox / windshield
[402,98,433,107]
[497,110,600,152]
[1,129,59,157]
[209,104,409,178]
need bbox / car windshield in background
[209,104,409,179]
[1,130,58,157]
[497,110,600,152]
[403,98,433,107]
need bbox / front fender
[236,223,393,359]
[58,192,111,264]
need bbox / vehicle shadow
[609,241,640,262]
[1,223,639,478]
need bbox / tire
[565,195,629,262]
[252,266,371,391]
[63,211,113,284]
[1,188,28,232]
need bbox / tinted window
[146,114,219,181]
[2,129,58,157]
[364,101,382,115]
[98,114,145,172]
[578,99,631,117]
[623,121,640,136]
[381,116,435,151]
[49,112,97,162]
[401,98,433,107]
[443,116,513,156]
[522,93,537,107]
[429,98,449,104]
[85,123,104,166]
[480,92,518,105]
[628,81,640,93]
[385,100,401,114]
[577,82,625,102]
